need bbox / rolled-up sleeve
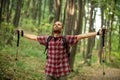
[37,36,48,46]
[66,35,78,45]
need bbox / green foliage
[106,52,120,68]
[0,35,46,79]
[39,20,53,35]
[111,28,119,51]
[0,22,14,49]
[20,18,38,32]
[20,18,53,35]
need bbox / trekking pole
[15,30,20,60]
[102,28,106,79]
[14,30,20,80]
[14,30,23,79]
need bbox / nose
[54,24,58,27]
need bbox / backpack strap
[44,36,53,54]
[62,36,68,53]
[62,36,70,57]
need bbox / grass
[0,36,47,80]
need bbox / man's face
[53,21,63,33]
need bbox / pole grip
[17,30,20,47]
[102,28,106,47]
[21,30,24,37]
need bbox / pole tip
[103,72,105,75]
[15,58,18,61]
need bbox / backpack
[44,36,70,59]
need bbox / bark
[65,0,75,35]
[62,0,67,27]
[54,0,62,22]
[13,0,23,27]
[109,14,114,62]
[82,0,87,61]
[42,0,46,19]
[24,0,31,18]
[38,0,42,25]
[118,24,120,50]
[0,0,3,24]
[83,17,87,62]
[48,0,54,22]
[86,1,96,66]
[32,0,37,20]
[69,0,83,70]
[6,0,10,23]
[0,0,8,23]
[8,0,15,23]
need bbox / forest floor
[69,64,120,80]
[0,52,120,80]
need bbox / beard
[53,29,61,34]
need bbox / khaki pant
[46,75,67,80]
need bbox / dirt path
[70,65,120,80]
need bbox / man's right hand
[16,29,24,37]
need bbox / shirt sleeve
[66,35,78,45]
[37,36,48,46]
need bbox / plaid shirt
[37,35,78,77]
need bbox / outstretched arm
[23,33,38,41]
[77,32,97,41]
[16,29,38,41]
[76,28,108,41]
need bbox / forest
[0,0,120,80]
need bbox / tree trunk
[118,24,120,50]
[38,0,42,25]
[109,14,114,62]
[6,0,10,23]
[0,0,4,24]
[62,0,67,27]
[8,0,15,23]
[98,2,107,63]
[32,0,37,20]
[54,0,62,22]
[42,0,46,19]
[13,0,23,27]
[82,0,87,62]
[86,1,95,66]
[65,0,75,35]
[24,0,31,18]
[0,0,8,23]
[69,0,83,70]
[83,17,87,62]
[48,0,54,22]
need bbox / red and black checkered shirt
[37,35,78,77]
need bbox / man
[19,21,106,80]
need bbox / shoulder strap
[62,36,69,53]
[44,36,53,54]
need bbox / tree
[69,0,84,69]
[32,0,37,20]
[54,0,62,22]
[13,0,23,27]
[24,0,31,18]
[48,0,54,22]
[0,0,4,24]
[65,0,76,35]
[6,0,10,23]
[86,0,96,65]
[38,0,42,25]
[42,0,46,19]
